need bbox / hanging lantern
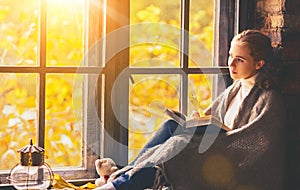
[7,139,54,190]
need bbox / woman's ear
[255,60,265,70]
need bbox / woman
[96,29,285,190]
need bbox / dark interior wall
[255,0,300,188]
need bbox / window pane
[128,74,180,162]
[46,0,84,67]
[188,74,213,115]
[45,74,82,167]
[0,73,37,170]
[189,0,214,67]
[0,0,39,66]
[130,0,181,68]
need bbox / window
[0,0,241,185]
[0,0,102,183]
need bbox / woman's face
[228,42,264,80]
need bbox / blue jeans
[112,119,198,190]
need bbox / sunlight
[45,0,85,27]
[46,0,85,15]
[46,0,84,7]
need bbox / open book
[165,108,231,132]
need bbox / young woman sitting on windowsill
[95,29,285,190]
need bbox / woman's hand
[189,111,200,119]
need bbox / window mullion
[180,0,190,114]
[37,0,47,148]
[180,0,190,69]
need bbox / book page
[165,109,186,126]
[165,109,231,132]
[185,115,231,131]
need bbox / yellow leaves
[190,10,206,30]
[45,75,82,167]
[129,131,150,149]
[0,74,37,108]
[46,75,73,111]
[78,182,97,189]
[129,76,180,160]
[52,173,97,189]
[52,173,82,189]
[1,148,18,169]
[0,5,9,22]
[52,173,77,189]
[6,87,27,105]
[0,75,38,164]
[130,44,179,67]
[23,96,36,107]
[46,0,83,67]
[0,73,81,169]
[46,134,81,167]
[0,0,39,66]
[0,1,82,171]
[189,75,212,113]
[129,77,179,108]
[136,4,161,22]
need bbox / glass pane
[130,0,181,67]
[45,74,82,167]
[188,73,230,115]
[0,0,39,66]
[128,74,180,162]
[0,73,37,170]
[188,74,213,116]
[189,0,214,67]
[46,0,84,67]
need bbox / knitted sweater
[224,75,257,129]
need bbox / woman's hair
[232,29,282,89]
